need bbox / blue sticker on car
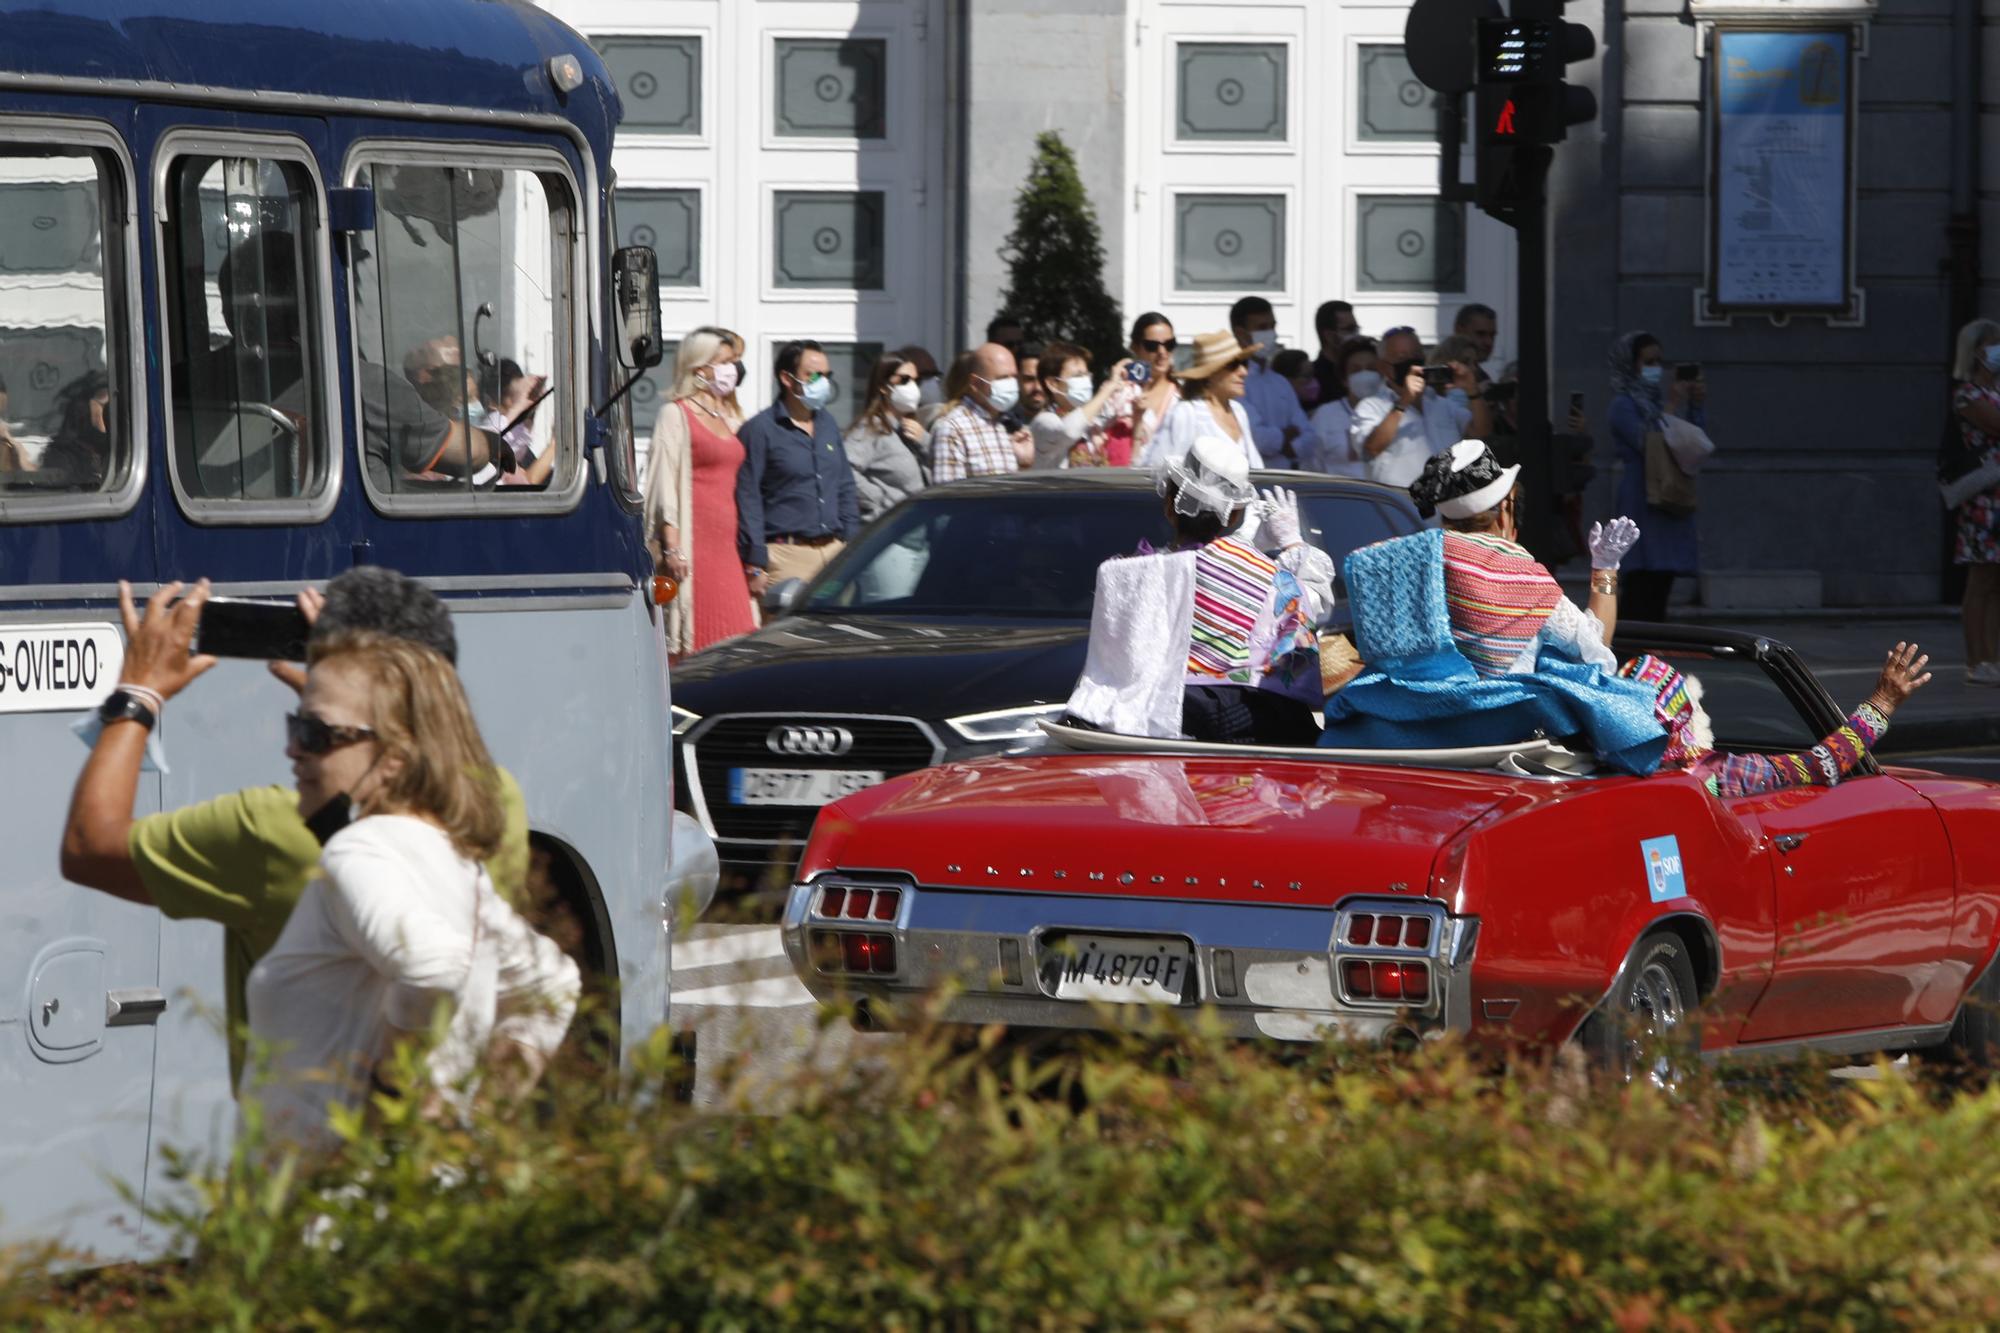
[1641,835,1686,902]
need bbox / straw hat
[1179,329,1256,383]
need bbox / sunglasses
[888,373,919,386]
[1137,338,1179,353]
[286,711,375,756]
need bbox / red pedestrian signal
[1495,98,1517,136]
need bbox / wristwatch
[97,688,158,732]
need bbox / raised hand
[1866,642,1932,716]
[117,580,217,702]
[1588,516,1641,572]
[1259,485,1303,550]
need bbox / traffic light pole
[1513,144,1554,562]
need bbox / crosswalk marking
[672,927,788,971]
[673,975,816,1009]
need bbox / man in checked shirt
[930,342,1034,482]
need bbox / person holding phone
[1351,327,1487,490]
[58,567,535,1090]
[1097,312,1183,468]
[1027,340,1134,469]
[1607,330,1706,622]
[1309,337,1380,480]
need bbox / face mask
[1346,370,1383,400]
[1983,346,2000,374]
[984,376,1020,415]
[1250,329,1279,356]
[888,381,921,414]
[304,791,357,845]
[797,375,834,410]
[1063,375,1093,407]
[1639,365,1665,387]
[1447,387,1470,409]
[917,377,943,407]
[706,361,739,396]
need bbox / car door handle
[105,987,167,1027]
[1773,833,1809,855]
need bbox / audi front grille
[683,714,943,846]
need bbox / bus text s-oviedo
[0,0,714,1261]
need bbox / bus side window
[160,150,329,512]
[350,160,573,500]
[0,142,132,506]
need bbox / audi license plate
[1051,935,1192,1005]
[728,767,885,806]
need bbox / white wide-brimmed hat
[1157,435,1256,520]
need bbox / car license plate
[1051,935,1192,1005]
[728,767,885,806]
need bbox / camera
[1422,365,1456,391]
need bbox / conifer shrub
[999,131,1125,372]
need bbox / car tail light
[846,889,873,920]
[1403,917,1431,949]
[1347,914,1374,945]
[1370,961,1404,1000]
[1374,916,1403,947]
[872,888,900,921]
[836,932,898,974]
[1343,959,1373,999]
[1401,962,1430,1003]
[818,887,846,918]
[809,930,843,972]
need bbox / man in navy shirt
[737,339,861,598]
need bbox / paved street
[669,923,895,1109]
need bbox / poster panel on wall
[1709,29,1851,311]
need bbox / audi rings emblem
[767,724,855,757]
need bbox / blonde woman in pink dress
[643,329,758,656]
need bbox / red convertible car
[780,624,2000,1073]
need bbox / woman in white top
[1308,337,1379,480]
[244,630,578,1151]
[1095,312,1182,467]
[1142,328,1261,475]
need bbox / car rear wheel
[1578,931,1701,1089]
[1917,952,2000,1071]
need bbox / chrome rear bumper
[780,878,1477,1045]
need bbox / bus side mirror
[612,246,664,371]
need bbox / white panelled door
[557,0,950,442]
[1126,0,1515,360]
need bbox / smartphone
[1125,361,1151,385]
[1569,390,1585,414]
[195,597,310,661]
[1485,380,1518,405]
[1675,363,1700,382]
[1422,365,1455,391]
[1391,359,1421,386]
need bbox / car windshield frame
[795,484,1416,622]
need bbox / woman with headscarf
[1620,642,1930,797]
[1608,330,1707,622]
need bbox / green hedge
[11,1010,2000,1330]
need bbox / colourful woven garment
[1440,531,1564,677]
[1187,536,1281,683]
[1696,704,1888,798]
[1621,652,1704,766]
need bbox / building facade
[546,0,1987,605]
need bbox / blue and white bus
[0,0,707,1261]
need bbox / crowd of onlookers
[640,298,1722,656]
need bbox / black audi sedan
[671,469,1421,895]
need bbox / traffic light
[1476,13,1596,146]
[1472,9,1594,219]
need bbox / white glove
[1589,516,1641,572]
[1259,485,1303,550]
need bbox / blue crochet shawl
[1322,530,1667,774]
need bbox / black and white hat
[1409,440,1520,520]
